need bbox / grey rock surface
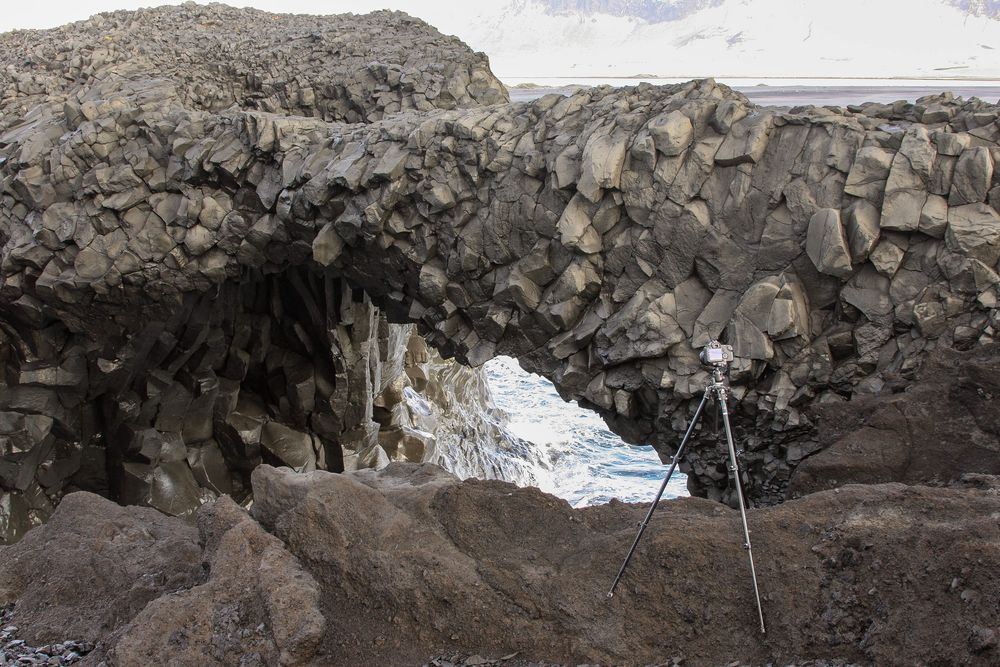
[1,604,94,666]
[0,3,506,131]
[789,344,1000,496]
[806,208,853,278]
[2,4,1000,537]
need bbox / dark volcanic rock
[788,343,1000,497]
[2,3,1000,537]
[0,4,506,130]
[100,496,326,666]
[0,605,94,666]
[2,465,999,666]
[0,492,201,644]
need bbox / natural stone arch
[3,4,1000,538]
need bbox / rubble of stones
[0,2,505,132]
[2,4,1000,540]
[424,654,687,666]
[1,605,93,665]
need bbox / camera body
[699,339,734,367]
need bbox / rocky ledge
[1,464,998,666]
[2,4,999,666]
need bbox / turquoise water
[483,356,688,507]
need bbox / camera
[699,340,734,366]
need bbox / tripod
[606,353,766,634]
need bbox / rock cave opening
[482,354,688,506]
[3,2,1000,547]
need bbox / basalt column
[3,5,1000,540]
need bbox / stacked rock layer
[2,4,1000,538]
[0,4,514,540]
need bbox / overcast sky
[5,1,1000,80]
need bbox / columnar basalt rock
[0,4,513,540]
[2,5,1000,538]
[0,4,506,132]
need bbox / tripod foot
[606,591,614,599]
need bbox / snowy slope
[331,0,1000,79]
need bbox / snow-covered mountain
[535,0,725,23]
[536,0,1000,22]
[335,0,1000,79]
[946,0,1000,19]
[6,1,995,79]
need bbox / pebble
[0,605,93,666]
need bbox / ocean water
[483,356,688,507]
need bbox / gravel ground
[0,605,92,666]
[424,654,863,666]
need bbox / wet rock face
[2,5,1000,535]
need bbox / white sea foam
[483,356,688,507]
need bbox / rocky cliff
[0,3,518,541]
[1,3,1000,540]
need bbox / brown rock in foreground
[2,464,998,666]
[0,492,202,643]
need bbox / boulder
[946,203,1000,265]
[577,130,628,202]
[844,146,893,202]
[556,193,602,253]
[0,492,201,644]
[918,194,949,238]
[949,146,994,206]
[261,422,317,473]
[647,110,693,156]
[806,208,853,279]
[104,497,325,666]
[714,113,773,166]
[845,200,881,262]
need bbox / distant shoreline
[504,75,1000,86]
[505,75,1000,81]
[505,78,1000,106]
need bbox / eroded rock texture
[788,343,1000,496]
[2,4,1000,538]
[3,465,1000,665]
[0,4,514,541]
[0,3,505,130]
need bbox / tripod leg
[607,390,710,598]
[718,396,767,634]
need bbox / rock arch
[2,4,1000,538]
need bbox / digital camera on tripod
[607,339,766,634]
